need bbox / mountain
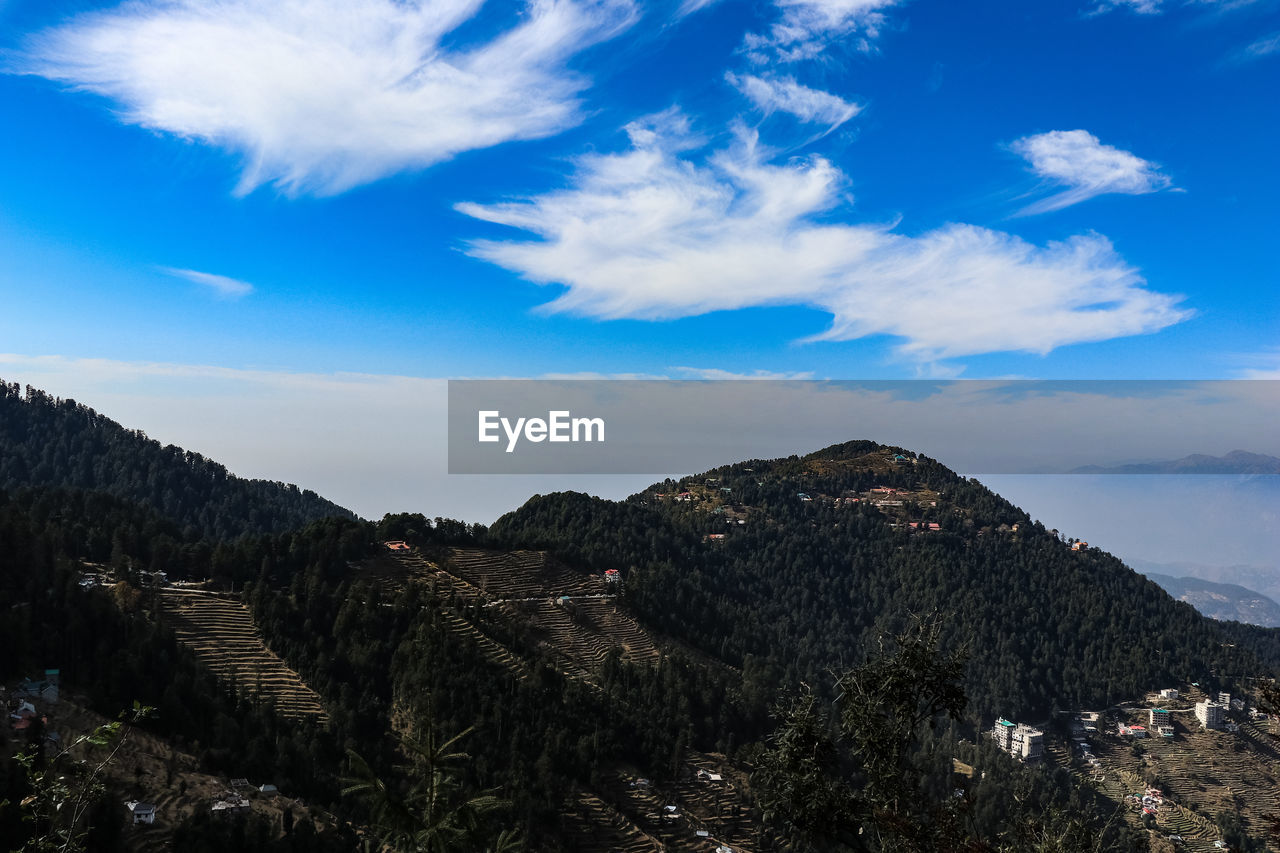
[5,386,1280,850]
[1070,449,1280,475]
[0,380,355,540]
[1129,557,1280,604]
[1143,571,1280,628]
[491,441,1260,721]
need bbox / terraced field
[45,693,334,852]
[372,547,772,847]
[158,589,329,724]
[589,753,771,853]
[377,547,656,680]
[1048,694,1280,851]
[495,597,660,676]
[560,790,662,852]
[446,547,605,599]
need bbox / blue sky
[2,0,1276,381]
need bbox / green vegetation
[752,615,1144,851]
[490,444,1256,721]
[7,704,150,853]
[3,384,1280,850]
[0,382,354,540]
[343,725,521,852]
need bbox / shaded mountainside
[491,440,1266,722]
[7,400,1280,850]
[0,490,358,852]
[0,381,355,540]
[1144,571,1280,628]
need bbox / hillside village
[646,448,1077,551]
[4,673,335,852]
[984,682,1280,851]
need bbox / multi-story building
[1196,700,1225,730]
[1149,708,1171,728]
[993,717,1044,762]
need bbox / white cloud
[727,72,861,131]
[18,0,636,196]
[675,0,721,16]
[1240,31,1280,61]
[535,367,816,379]
[1088,0,1258,15]
[744,0,902,62]
[670,367,817,379]
[1011,130,1173,215]
[457,113,1190,361]
[1237,350,1280,379]
[162,267,255,299]
[1088,0,1161,14]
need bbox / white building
[1159,688,1179,700]
[125,801,156,825]
[993,717,1043,762]
[1196,700,1226,731]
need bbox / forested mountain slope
[6,384,1280,850]
[0,489,358,851]
[0,381,354,540]
[491,441,1263,721]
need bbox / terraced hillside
[1046,688,1280,850]
[561,752,773,853]
[374,547,658,678]
[158,589,329,724]
[597,754,766,852]
[493,597,660,676]
[560,790,662,853]
[42,692,335,853]
[366,547,772,847]
[446,547,606,600]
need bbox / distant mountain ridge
[1144,571,1280,628]
[0,380,355,539]
[1129,558,1280,605]
[1071,449,1280,475]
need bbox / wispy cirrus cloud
[162,267,255,299]
[727,72,861,132]
[1087,0,1161,14]
[744,0,903,62]
[1011,130,1173,215]
[1236,350,1280,379]
[1236,31,1280,61]
[1088,0,1259,15]
[671,366,817,379]
[536,367,817,379]
[675,0,721,16]
[457,111,1190,362]
[17,0,636,197]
